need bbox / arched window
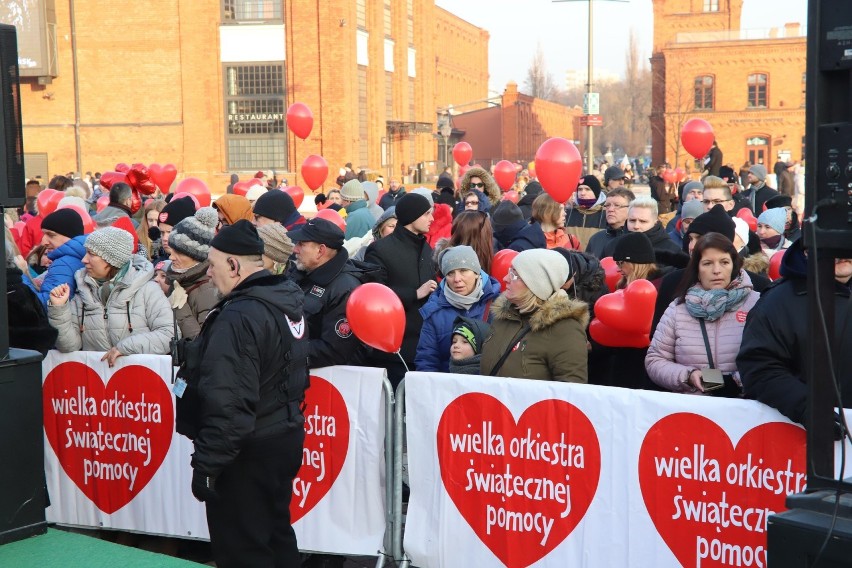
[747,73,768,108]
[694,75,714,110]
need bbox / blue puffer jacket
[414,272,502,372]
[28,235,87,307]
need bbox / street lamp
[554,0,628,174]
[440,121,452,168]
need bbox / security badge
[173,378,187,398]
[310,285,325,298]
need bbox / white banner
[42,352,388,556]
[403,371,852,568]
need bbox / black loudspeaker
[0,348,47,545]
[767,491,852,567]
[0,24,25,208]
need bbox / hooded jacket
[28,235,87,307]
[738,240,852,424]
[508,221,547,252]
[176,272,308,477]
[414,272,502,372]
[646,271,760,392]
[48,255,173,354]
[480,292,589,382]
[167,260,220,340]
[517,182,542,220]
[459,167,501,209]
[379,187,407,210]
[343,199,375,239]
[214,194,254,225]
[493,218,528,251]
[565,193,606,229]
[362,181,385,220]
[426,203,454,248]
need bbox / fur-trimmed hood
[490,290,590,332]
[460,167,501,206]
[742,252,770,275]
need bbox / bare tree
[650,61,692,168]
[524,43,557,101]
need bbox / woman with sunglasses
[480,249,589,382]
[458,167,500,214]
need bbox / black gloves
[191,470,217,502]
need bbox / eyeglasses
[507,268,521,282]
[702,198,731,205]
[465,200,479,206]
[470,182,485,189]
[603,203,629,210]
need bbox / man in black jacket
[175,220,308,568]
[365,193,436,386]
[602,195,682,260]
[287,218,375,368]
[738,241,852,426]
[586,188,635,259]
[737,164,779,213]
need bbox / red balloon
[314,208,346,232]
[491,249,519,292]
[346,283,405,353]
[174,178,211,207]
[452,142,473,167]
[594,279,658,335]
[736,208,758,232]
[681,118,715,160]
[283,185,305,208]
[600,257,621,292]
[534,137,582,203]
[674,167,687,183]
[502,190,519,204]
[232,180,251,197]
[115,163,130,173]
[96,194,110,212]
[36,189,63,217]
[172,192,201,210]
[662,169,676,184]
[768,251,783,280]
[148,163,178,193]
[249,177,265,187]
[129,190,142,215]
[12,220,24,239]
[301,154,329,191]
[493,160,517,191]
[126,163,156,196]
[57,203,95,234]
[99,171,128,191]
[589,319,650,348]
[286,102,314,140]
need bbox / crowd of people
[7,154,849,567]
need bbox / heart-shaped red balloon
[314,208,346,232]
[36,188,63,217]
[126,163,156,196]
[768,250,783,280]
[114,162,130,173]
[736,208,758,232]
[674,167,687,183]
[589,319,651,348]
[283,185,305,208]
[301,155,329,191]
[232,180,251,196]
[286,102,314,140]
[534,138,582,203]
[662,169,676,184]
[491,249,518,292]
[174,178,211,208]
[681,118,715,160]
[599,256,620,292]
[452,142,472,167]
[593,278,657,335]
[493,160,517,191]
[148,163,178,194]
[99,171,128,191]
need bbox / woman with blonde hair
[138,198,166,259]
[612,231,662,289]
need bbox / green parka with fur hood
[480,290,589,382]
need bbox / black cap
[287,217,345,250]
[764,194,793,210]
[210,219,264,256]
[604,166,627,184]
[253,190,296,224]
[159,196,196,227]
[688,204,736,242]
[41,208,85,239]
[613,231,655,264]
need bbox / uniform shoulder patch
[335,318,353,339]
[310,285,325,297]
[285,315,306,339]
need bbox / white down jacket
[49,255,174,355]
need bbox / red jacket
[425,203,453,248]
[19,214,43,257]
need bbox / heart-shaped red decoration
[149,163,178,194]
[639,413,805,568]
[126,163,156,196]
[42,362,174,514]
[594,278,657,334]
[437,393,601,568]
[588,318,650,348]
[98,171,128,191]
[599,256,620,292]
[291,375,350,523]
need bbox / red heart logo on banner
[42,362,174,514]
[638,413,806,568]
[437,393,601,568]
[290,375,350,523]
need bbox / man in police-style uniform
[174,219,309,568]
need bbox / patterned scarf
[684,272,752,322]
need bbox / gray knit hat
[257,223,294,263]
[441,245,481,276]
[85,226,134,268]
[169,207,218,262]
[511,249,570,301]
[340,179,364,202]
[748,164,767,182]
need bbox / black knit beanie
[253,190,295,224]
[394,193,432,226]
[41,208,85,239]
[491,200,525,232]
[688,204,736,242]
[578,175,602,198]
[159,196,196,227]
[210,219,264,256]
[613,231,655,264]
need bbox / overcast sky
[435,0,808,92]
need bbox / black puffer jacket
[738,240,852,424]
[7,267,57,356]
[286,248,380,368]
[365,224,436,367]
[176,271,308,477]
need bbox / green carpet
[0,529,205,567]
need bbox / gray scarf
[443,275,484,310]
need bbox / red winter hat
[111,216,139,254]
[254,171,265,178]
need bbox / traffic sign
[583,93,600,115]
[580,115,603,127]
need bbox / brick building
[650,0,806,172]
[8,0,489,194]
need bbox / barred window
[224,63,287,170]
[747,73,768,108]
[703,0,719,11]
[222,0,282,22]
[693,75,714,110]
